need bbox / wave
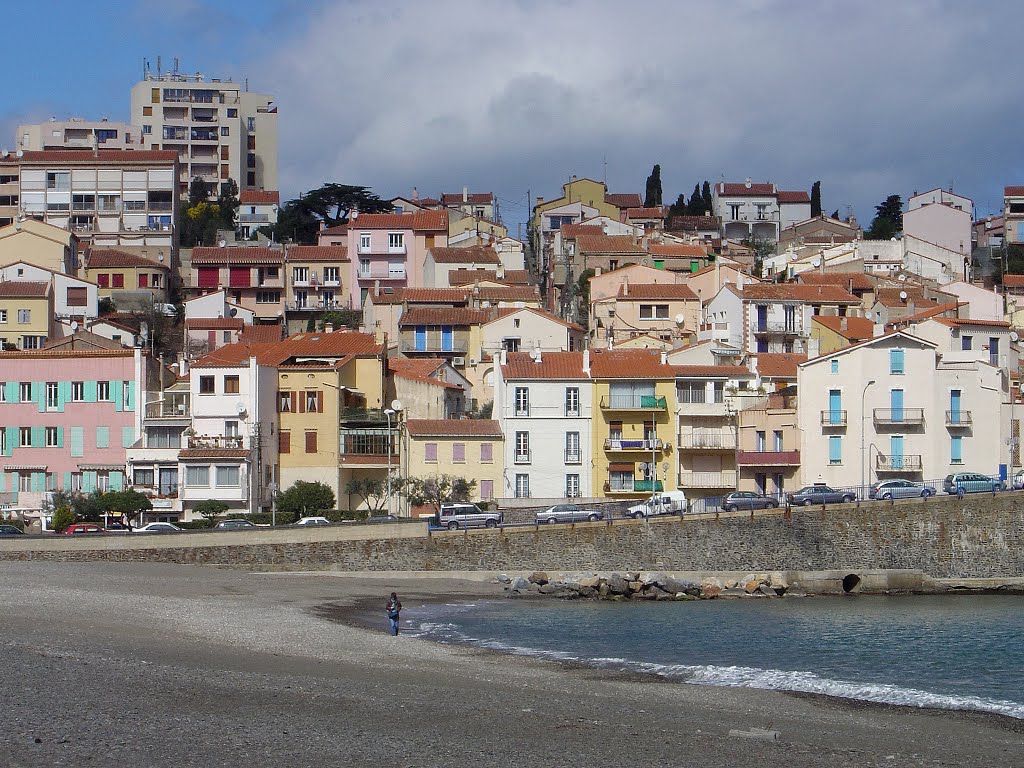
[409,618,1024,720]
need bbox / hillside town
[2,63,1023,529]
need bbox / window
[773,430,783,451]
[388,232,405,251]
[93,380,111,401]
[989,336,1000,367]
[515,431,530,462]
[279,431,291,453]
[246,152,256,169]
[220,126,230,136]
[514,387,529,416]
[224,375,240,394]
[278,391,293,412]
[46,382,58,409]
[829,435,842,465]
[199,376,215,394]
[19,473,32,492]
[46,171,70,191]
[305,431,318,453]
[756,430,766,452]
[480,443,493,463]
[247,117,256,131]
[216,466,240,487]
[565,387,580,416]
[293,267,309,283]
[145,426,182,449]
[246,171,256,186]
[323,267,339,283]
[0,309,6,323]
[502,338,521,354]
[515,474,530,498]
[122,381,130,406]
[305,390,321,412]
[565,432,581,464]
[951,435,963,464]
[112,274,124,289]
[831,359,839,374]
[256,291,281,303]
[17,308,31,324]
[19,382,31,402]
[227,108,238,118]
[45,427,58,447]
[639,304,670,320]
[729,203,740,220]
[20,427,32,447]
[0,383,4,402]
[452,443,466,463]
[566,474,581,498]
[359,233,371,251]
[21,336,43,350]
[677,381,706,404]
[425,443,438,462]
[70,472,83,491]
[961,335,972,351]
[224,421,239,438]
[133,468,155,487]
[889,349,904,375]
[481,479,494,500]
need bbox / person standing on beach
[386,592,402,636]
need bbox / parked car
[720,491,779,512]
[787,485,857,506]
[134,522,183,533]
[943,472,1005,495]
[626,491,688,519]
[364,514,400,523]
[63,523,104,535]
[294,516,331,526]
[869,479,936,500]
[1013,470,1024,490]
[436,503,502,530]
[103,521,132,534]
[0,524,25,536]
[214,519,257,530]
[536,504,604,524]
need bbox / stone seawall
[2,494,1023,580]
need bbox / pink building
[346,210,448,308]
[0,349,146,511]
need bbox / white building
[238,190,279,240]
[712,181,811,241]
[0,260,98,322]
[908,188,973,218]
[493,350,593,500]
[16,118,142,151]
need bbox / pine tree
[687,184,702,215]
[644,164,662,208]
[810,181,822,218]
[865,195,903,240]
[701,181,713,216]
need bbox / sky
[5,0,1023,235]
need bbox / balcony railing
[284,300,346,312]
[564,450,582,464]
[752,321,800,335]
[186,435,247,450]
[820,410,847,426]
[399,340,469,354]
[873,408,925,426]
[677,431,735,450]
[133,484,179,499]
[599,394,667,410]
[945,410,972,427]
[607,479,663,493]
[514,406,530,417]
[514,450,532,464]
[737,450,801,466]
[604,438,663,452]
[357,268,406,280]
[144,395,190,419]
[339,429,398,457]
[875,454,923,472]
[678,470,738,488]
[239,213,270,224]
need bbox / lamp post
[860,379,876,496]
[384,409,395,517]
[268,481,278,527]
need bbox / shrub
[52,506,76,533]
[2,517,25,531]
[193,500,229,519]
[248,510,297,526]
[178,519,214,530]
[277,481,335,518]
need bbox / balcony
[820,410,847,426]
[677,430,735,450]
[599,394,667,411]
[873,408,925,426]
[606,479,663,493]
[239,213,270,224]
[514,450,532,465]
[875,454,923,472]
[186,435,247,450]
[752,321,800,336]
[284,300,346,312]
[339,429,399,463]
[357,267,406,280]
[604,438,663,452]
[144,394,190,420]
[399,339,469,354]
[945,410,972,427]
[737,450,801,466]
[678,470,738,488]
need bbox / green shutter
[4,382,15,402]
[121,426,135,448]
[57,427,65,449]
[4,427,15,456]
[114,381,124,412]
[0,472,6,493]
[36,382,46,413]
[82,471,97,493]
[70,427,84,457]
[127,380,136,412]
[110,471,124,491]
[31,472,45,492]
[31,426,44,448]
[57,381,70,413]
[63,472,71,490]
[84,381,97,402]
[96,426,109,449]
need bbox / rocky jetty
[497,571,800,600]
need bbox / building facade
[16,119,142,152]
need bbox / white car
[134,522,182,533]
[295,516,332,526]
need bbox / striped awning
[3,465,47,471]
[77,464,125,471]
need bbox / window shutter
[110,471,124,491]
[279,431,291,453]
[480,443,492,462]
[96,426,109,449]
[122,426,135,448]
[453,443,465,462]
[829,436,841,463]
[70,427,84,457]
[298,393,305,413]
[57,427,65,449]
[290,392,297,413]
[305,431,318,453]
[425,443,437,462]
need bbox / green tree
[264,199,320,244]
[810,181,822,218]
[318,309,361,330]
[701,181,713,216]
[831,209,841,220]
[217,178,240,232]
[865,195,903,240]
[98,297,116,315]
[345,476,407,514]
[686,184,702,215]
[643,164,662,208]
[99,490,153,517]
[52,505,75,533]
[278,480,335,518]
[50,489,104,522]
[194,500,228,520]
[666,193,688,218]
[405,474,477,516]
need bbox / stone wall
[3,494,1024,579]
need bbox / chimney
[178,353,188,377]
[840,317,848,332]
[324,322,334,333]
[583,349,591,376]
[807,338,820,359]
[463,186,468,203]
[500,348,507,366]
[623,275,629,295]
[412,186,418,201]
[873,322,885,337]
[660,349,668,366]
[534,347,542,364]
[535,196,544,206]
[737,273,744,290]
[745,177,752,189]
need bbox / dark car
[104,521,132,534]
[787,485,857,506]
[0,524,25,536]
[214,519,257,530]
[721,491,779,512]
[869,479,936,500]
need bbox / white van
[626,491,687,519]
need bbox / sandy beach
[1,561,1021,767]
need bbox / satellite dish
[70,320,79,332]
[391,399,403,411]
[638,462,649,473]
[228,308,238,317]
[899,291,908,301]
[235,401,247,415]
[218,239,227,248]
[811,257,821,267]
[1012,331,1020,343]
[674,313,685,326]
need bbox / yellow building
[84,249,170,302]
[588,348,677,498]
[0,218,78,275]
[402,419,504,513]
[531,177,632,234]
[0,281,53,349]
[810,315,875,354]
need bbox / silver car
[536,504,604,524]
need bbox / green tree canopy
[686,184,703,215]
[217,178,240,232]
[810,181,822,218]
[405,474,477,515]
[865,195,903,240]
[644,164,662,208]
[701,181,713,215]
[99,490,153,515]
[194,500,228,519]
[278,480,335,517]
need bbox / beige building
[402,419,504,510]
[0,281,53,349]
[130,67,278,196]
[736,392,802,498]
[16,118,141,151]
[84,249,170,303]
[190,245,285,323]
[0,218,79,274]
[591,282,700,348]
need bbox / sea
[407,593,1024,719]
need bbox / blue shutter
[126,381,136,412]
[0,472,5,492]
[829,435,841,464]
[70,427,85,457]
[114,381,124,412]
[82,471,97,493]
[96,426,110,449]
[889,349,904,375]
[57,381,67,413]
[57,427,64,449]
[36,382,46,413]
[4,427,15,456]
[829,390,842,424]
[121,426,135,448]
[415,325,426,351]
[4,382,16,402]
[890,389,904,422]
[84,381,97,402]
[31,472,45,492]
[951,435,963,464]
[110,471,124,491]
[31,426,44,448]
[63,472,71,490]
[890,436,904,470]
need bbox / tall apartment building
[129,67,278,196]
[15,118,142,151]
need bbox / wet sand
[0,561,1021,767]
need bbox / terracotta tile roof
[560,224,604,238]
[320,224,349,236]
[588,348,675,379]
[754,352,808,379]
[475,285,540,302]
[370,287,469,305]
[399,307,491,326]
[616,283,698,301]
[802,234,856,244]
[666,215,720,231]
[1004,186,1024,197]
[932,317,1012,328]
[1,149,177,164]
[741,283,859,303]
[389,357,446,378]
[416,197,441,207]
[191,246,283,265]
[501,351,588,380]
[286,245,348,262]
[449,269,530,286]
[185,317,244,330]
[777,190,811,203]
[812,315,875,341]
[43,331,123,351]
[625,207,665,219]
[797,271,874,291]
[874,287,951,308]
[605,193,643,209]
[178,449,251,460]
[351,210,447,231]
[192,330,382,368]
[406,419,502,437]
[1004,274,1024,288]
[440,192,493,205]
[0,349,133,359]
[647,243,709,258]
[719,182,776,197]
[87,249,169,269]
[673,364,754,378]
[886,301,964,326]
[575,234,646,254]
[238,190,280,205]
[0,281,49,298]
[428,246,500,264]
[240,324,283,344]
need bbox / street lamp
[860,379,876,495]
[268,481,278,527]
[384,399,403,517]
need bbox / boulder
[578,586,598,599]
[757,584,778,598]
[743,578,761,594]
[625,572,640,583]
[655,590,674,601]
[674,592,698,601]
[724,579,738,589]
[721,588,749,597]
[528,571,549,586]
[769,573,789,592]
[598,582,611,597]
[509,576,531,591]
[608,573,629,595]
[496,574,512,584]
[701,583,722,599]
[579,575,602,590]
[538,582,568,594]
[628,580,645,593]
[633,589,657,600]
